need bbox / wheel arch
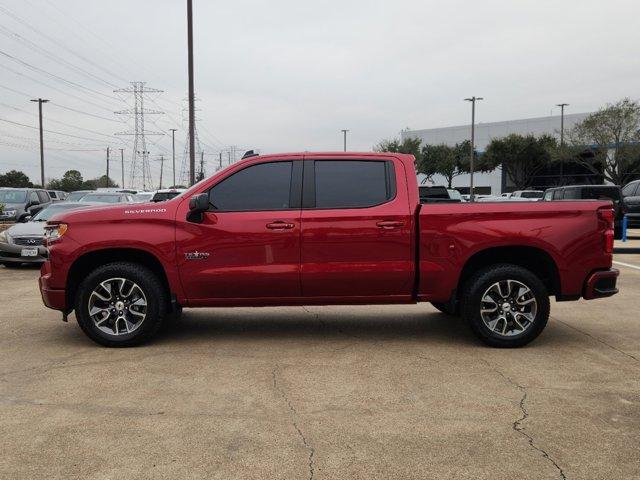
[66,248,173,311]
[457,246,561,299]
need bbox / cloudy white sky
[0,0,638,187]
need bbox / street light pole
[341,129,349,152]
[464,96,483,202]
[119,148,125,188]
[105,147,110,187]
[30,98,49,187]
[170,128,177,187]
[556,103,569,184]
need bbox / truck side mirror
[187,193,209,223]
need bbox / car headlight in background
[44,223,68,245]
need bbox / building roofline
[404,111,592,135]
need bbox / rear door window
[543,191,554,201]
[37,191,50,203]
[581,187,620,202]
[312,160,394,209]
[622,182,639,197]
[561,188,580,200]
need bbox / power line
[0,102,125,143]
[0,2,130,86]
[0,49,122,103]
[1,61,122,114]
[0,22,120,90]
[0,117,120,143]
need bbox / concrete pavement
[1,256,639,479]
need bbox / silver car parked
[0,202,97,267]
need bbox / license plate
[21,247,38,257]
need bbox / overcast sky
[1,0,638,187]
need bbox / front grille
[12,236,44,246]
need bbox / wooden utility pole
[30,98,49,187]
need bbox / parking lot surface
[1,251,639,479]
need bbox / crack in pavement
[480,360,567,480]
[272,364,315,480]
[553,317,638,363]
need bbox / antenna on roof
[242,150,259,159]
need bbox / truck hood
[5,221,46,237]
[48,201,178,224]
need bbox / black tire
[430,301,458,316]
[460,264,549,348]
[74,262,167,347]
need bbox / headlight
[44,223,68,244]
[0,230,7,243]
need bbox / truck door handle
[376,220,404,229]
[266,221,295,230]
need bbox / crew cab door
[176,158,302,302]
[300,156,414,299]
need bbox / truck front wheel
[461,264,549,348]
[74,262,167,347]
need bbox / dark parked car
[543,185,624,238]
[0,188,52,222]
[419,186,462,203]
[621,180,640,227]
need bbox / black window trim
[302,158,398,210]
[205,159,302,213]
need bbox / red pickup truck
[39,152,619,348]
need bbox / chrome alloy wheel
[87,278,147,336]
[480,280,537,337]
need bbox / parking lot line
[613,260,640,271]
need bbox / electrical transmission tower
[114,82,164,190]
[178,97,202,186]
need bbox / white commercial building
[401,112,591,195]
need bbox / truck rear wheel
[461,264,549,348]
[74,262,167,347]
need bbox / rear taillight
[598,207,614,254]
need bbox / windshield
[66,191,90,202]
[447,189,462,200]
[31,203,89,221]
[152,191,181,202]
[81,194,122,203]
[133,193,153,202]
[521,191,543,199]
[0,190,27,203]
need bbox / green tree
[82,176,119,190]
[567,98,640,185]
[0,170,33,188]
[482,134,556,189]
[419,140,485,187]
[374,136,423,170]
[46,170,84,192]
